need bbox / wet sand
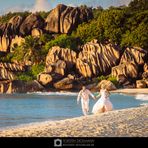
[0,105,147,137]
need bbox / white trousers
[81,98,89,116]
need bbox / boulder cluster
[0,4,92,52]
[0,4,147,93]
[37,39,148,90]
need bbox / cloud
[31,0,51,12]
[1,0,51,15]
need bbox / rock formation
[112,47,147,80]
[120,47,147,66]
[45,46,77,74]
[76,39,121,77]
[0,68,14,80]
[0,35,10,52]
[37,40,122,89]
[38,46,77,88]
[0,80,44,93]
[136,80,147,88]
[112,62,138,79]
[10,36,25,51]
[19,13,45,36]
[53,74,75,90]
[45,4,93,34]
[0,62,25,81]
[4,15,24,36]
[142,63,148,79]
[0,4,93,53]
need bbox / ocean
[0,92,147,129]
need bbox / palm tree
[22,35,41,65]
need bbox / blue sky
[0,0,132,15]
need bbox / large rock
[76,40,121,77]
[0,81,12,94]
[53,74,75,90]
[0,35,10,52]
[45,4,93,34]
[0,23,6,36]
[19,13,44,36]
[0,62,26,81]
[0,68,14,80]
[37,73,52,86]
[0,80,45,93]
[120,47,147,66]
[4,15,23,36]
[97,80,117,91]
[37,72,63,86]
[31,28,43,37]
[142,63,148,80]
[112,47,147,84]
[112,62,138,79]
[45,46,77,75]
[117,74,130,85]
[10,35,25,50]
[0,62,25,72]
[143,63,148,72]
[136,80,147,88]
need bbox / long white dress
[77,89,95,116]
[92,89,113,114]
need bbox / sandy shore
[111,88,148,94]
[0,105,147,137]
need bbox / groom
[77,86,96,116]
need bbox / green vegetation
[0,0,147,82]
[44,34,81,52]
[73,0,148,48]
[10,35,53,64]
[0,11,31,23]
[107,76,118,86]
[16,72,33,81]
[97,75,118,86]
[16,63,44,81]
[36,11,50,19]
[31,64,45,78]
[97,75,107,82]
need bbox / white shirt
[77,89,95,102]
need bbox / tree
[44,34,81,52]
[129,0,148,11]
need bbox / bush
[44,34,81,52]
[97,75,107,82]
[0,11,30,23]
[16,72,33,81]
[107,76,118,86]
[16,64,44,81]
[31,64,45,79]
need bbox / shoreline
[110,88,148,94]
[0,88,148,94]
[0,105,147,137]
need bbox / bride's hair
[101,84,106,89]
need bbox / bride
[92,85,113,114]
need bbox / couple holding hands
[77,86,113,116]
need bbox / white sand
[0,105,147,137]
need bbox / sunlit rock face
[76,39,121,77]
[45,4,93,34]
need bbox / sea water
[0,92,147,129]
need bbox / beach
[111,88,148,94]
[0,105,147,137]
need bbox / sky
[0,0,132,15]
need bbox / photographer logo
[54,139,62,147]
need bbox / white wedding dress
[92,89,113,114]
